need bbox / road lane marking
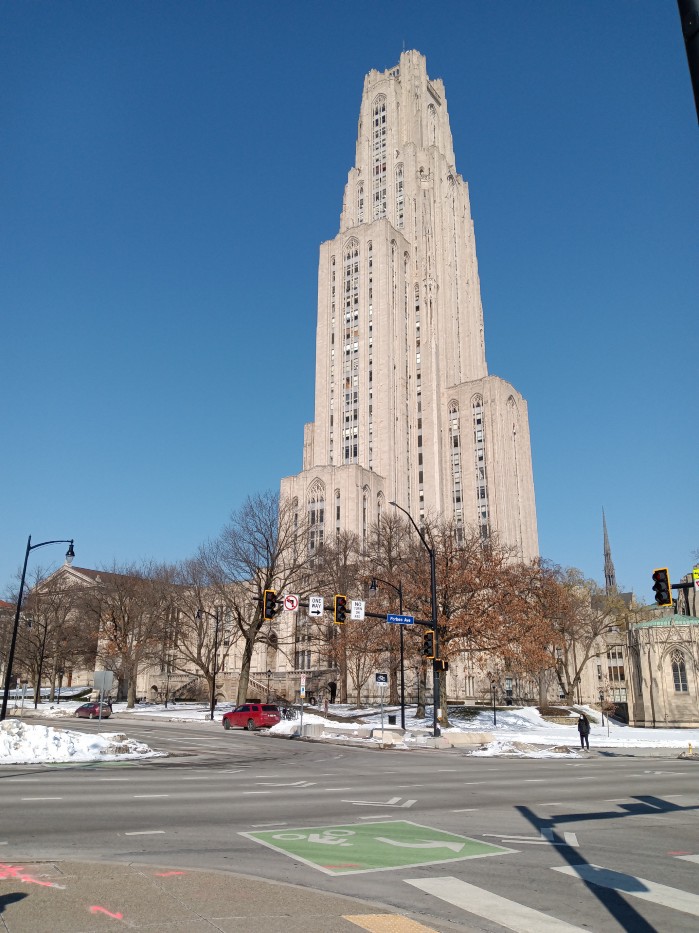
[405,876,586,931]
[525,779,545,783]
[676,854,699,864]
[242,791,272,795]
[463,781,486,785]
[133,794,169,798]
[20,797,62,801]
[452,808,477,812]
[251,822,288,828]
[552,864,699,916]
[484,830,579,848]
[124,830,166,836]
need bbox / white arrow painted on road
[376,837,465,852]
[257,781,316,788]
[342,796,417,808]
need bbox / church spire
[603,509,617,595]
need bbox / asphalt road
[2,715,699,932]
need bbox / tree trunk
[439,670,449,727]
[127,676,137,708]
[416,664,426,719]
[236,635,255,704]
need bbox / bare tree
[170,556,240,710]
[311,530,363,704]
[200,491,310,705]
[81,562,175,706]
[536,565,629,705]
[14,565,93,706]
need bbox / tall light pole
[369,576,406,730]
[196,608,220,721]
[1,536,75,722]
[389,502,440,737]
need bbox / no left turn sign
[283,594,300,611]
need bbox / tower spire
[603,509,617,595]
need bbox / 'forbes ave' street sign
[386,613,414,625]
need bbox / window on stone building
[671,650,689,692]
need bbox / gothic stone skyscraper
[281,51,538,560]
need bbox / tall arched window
[472,395,489,538]
[671,650,689,692]
[449,401,462,537]
[372,95,387,219]
[395,163,404,228]
[342,239,360,464]
[427,103,437,146]
[357,183,364,224]
[307,481,325,553]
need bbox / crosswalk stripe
[552,864,699,917]
[345,915,438,932]
[404,876,586,932]
[676,854,699,864]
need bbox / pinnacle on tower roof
[603,509,618,595]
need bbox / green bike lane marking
[241,820,516,875]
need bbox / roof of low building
[632,614,699,629]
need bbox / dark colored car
[74,701,111,720]
[222,703,280,731]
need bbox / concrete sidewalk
[0,860,443,933]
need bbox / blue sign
[386,613,414,626]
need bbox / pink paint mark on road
[669,850,692,856]
[89,906,124,920]
[154,870,185,876]
[0,863,64,888]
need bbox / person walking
[577,713,590,750]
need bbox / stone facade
[281,51,538,560]
[627,616,699,728]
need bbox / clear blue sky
[2,2,697,603]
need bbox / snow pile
[0,721,164,764]
[470,740,581,758]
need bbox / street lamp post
[389,502,440,737]
[491,678,497,727]
[1,536,74,722]
[369,576,406,730]
[266,668,272,702]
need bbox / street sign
[386,613,414,626]
[375,672,388,687]
[283,594,299,611]
[693,568,699,592]
[308,596,324,617]
[300,674,306,698]
[93,671,114,692]
[351,599,365,620]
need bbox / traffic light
[334,594,347,624]
[423,631,435,658]
[652,568,672,607]
[263,589,278,621]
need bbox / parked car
[74,701,111,720]
[222,703,280,731]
